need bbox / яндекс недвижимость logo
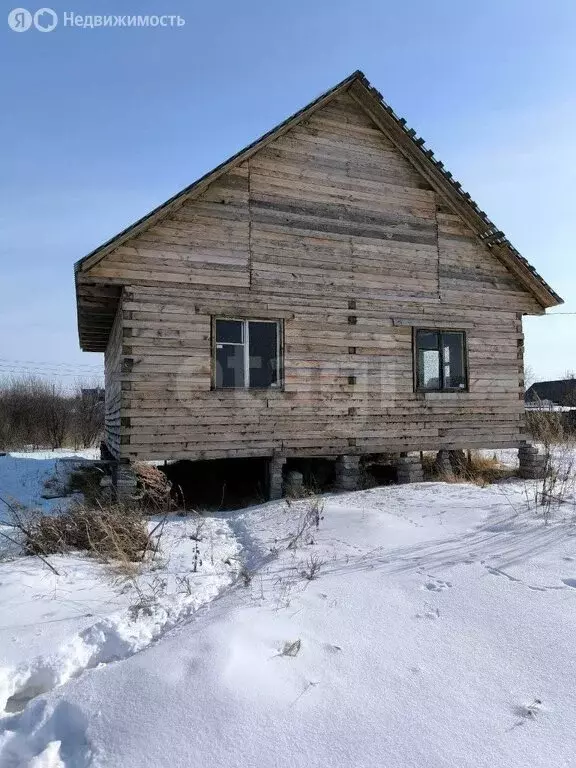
[8,7,58,31]
[7,9,185,30]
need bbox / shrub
[301,552,323,580]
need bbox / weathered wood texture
[104,303,123,458]
[88,93,543,460]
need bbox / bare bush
[44,383,71,449]
[0,375,104,451]
[301,553,323,580]
[521,408,576,521]
[526,408,565,447]
[538,445,575,523]
[287,495,325,549]
[0,375,50,449]
[13,502,151,563]
[71,384,104,449]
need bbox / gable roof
[76,70,562,349]
[526,379,576,405]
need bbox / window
[214,318,281,389]
[414,329,467,392]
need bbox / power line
[0,358,101,369]
[0,366,103,379]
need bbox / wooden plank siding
[103,303,123,458]
[84,93,542,461]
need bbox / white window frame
[213,317,282,389]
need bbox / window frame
[413,328,469,393]
[212,317,283,390]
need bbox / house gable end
[76,71,561,351]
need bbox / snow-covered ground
[0,450,99,520]
[1,450,576,767]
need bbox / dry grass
[422,451,514,486]
[1,462,174,578]
[527,410,576,521]
[14,501,152,566]
[67,461,175,513]
[286,495,325,549]
[131,463,175,512]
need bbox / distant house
[74,70,562,495]
[526,380,576,407]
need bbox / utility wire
[0,358,101,369]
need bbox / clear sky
[1,0,575,386]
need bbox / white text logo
[8,7,58,31]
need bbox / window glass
[415,329,467,391]
[416,331,440,390]
[214,318,281,389]
[216,319,243,344]
[216,344,245,388]
[248,321,278,388]
[418,348,441,389]
[417,330,439,351]
[443,332,466,389]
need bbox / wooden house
[74,71,562,495]
[526,379,576,407]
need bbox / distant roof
[75,70,563,350]
[526,379,576,405]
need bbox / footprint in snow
[323,643,342,654]
[562,578,576,588]
[423,578,452,592]
[415,604,440,620]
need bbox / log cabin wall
[103,302,123,458]
[88,93,543,462]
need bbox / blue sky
[1,0,574,385]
